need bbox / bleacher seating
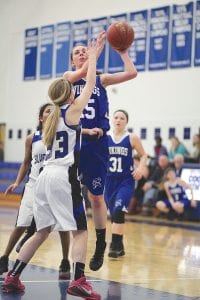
[0,161,26,195]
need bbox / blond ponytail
[42,78,72,146]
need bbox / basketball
[107,21,134,51]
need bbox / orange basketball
[107,21,134,51]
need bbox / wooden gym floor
[0,206,200,300]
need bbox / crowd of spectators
[128,133,200,220]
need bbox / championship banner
[39,25,54,79]
[107,14,128,73]
[90,17,108,73]
[55,22,71,77]
[170,2,193,68]
[149,6,170,70]
[194,1,200,66]
[23,28,38,80]
[72,20,89,48]
[129,10,148,71]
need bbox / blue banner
[140,128,147,140]
[107,14,128,73]
[194,1,200,66]
[169,127,176,138]
[183,127,191,139]
[154,128,161,138]
[72,20,89,48]
[90,17,108,73]
[23,28,38,80]
[170,2,193,68]
[40,25,54,79]
[55,22,71,77]
[129,10,148,71]
[149,6,170,70]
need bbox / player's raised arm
[66,40,97,125]
[63,31,105,83]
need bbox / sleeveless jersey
[44,104,81,167]
[27,130,46,186]
[107,132,133,177]
[168,182,188,202]
[73,75,110,141]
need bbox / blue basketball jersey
[105,132,134,215]
[107,132,134,177]
[73,75,110,143]
[168,182,189,202]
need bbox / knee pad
[112,210,125,224]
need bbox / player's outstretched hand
[5,183,18,195]
[96,31,106,59]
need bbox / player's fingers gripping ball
[107,21,134,51]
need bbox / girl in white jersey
[0,103,71,280]
[0,103,52,275]
[3,39,101,300]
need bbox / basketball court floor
[0,207,200,300]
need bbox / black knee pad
[112,210,125,224]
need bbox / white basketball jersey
[28,130,46,186]
[44,104,81,167]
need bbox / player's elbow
[129,69,138,79]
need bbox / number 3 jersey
[73,75,110,144]
[107,132,134,177]
[44,104,81,167]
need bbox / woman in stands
[0,103,71,280]
[168,136,189,162]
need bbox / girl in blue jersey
[3,40,101,299]
[156,167,196,216]
[104,110,147,258]
[64,31,137,270]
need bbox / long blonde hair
[43,78,72,146]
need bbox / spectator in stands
[173,154,184,177]
[191,134,200,163]
[185,134,200,163]
[0,141,4,161]
[141,155,169,215]
[128,155,149,214]
[154,136,168,160]
[168,136,189,162]
[156,167,196,218]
